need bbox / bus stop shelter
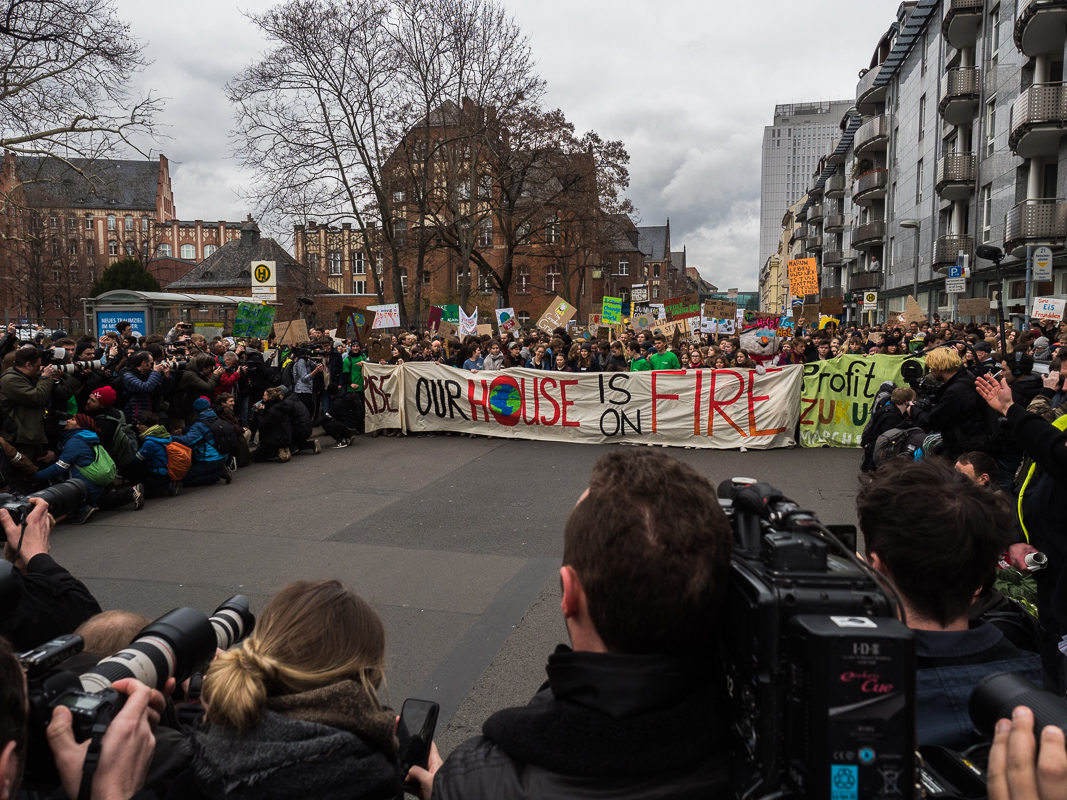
[83,291,268,339]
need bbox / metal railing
[940,67,980,101]
[855,116,890,152]
[825,174,847,196]
[1005,198,1067,244]
[857,65,883,102]
[933,234,974,265]
[1010,84,1067,148]
[850,272,883,290]
[807,204,824,223]
[852,220,886,247]
[854,169,889,199]
[936,152,977,184]
[823,250,844,265]
[824,214,847,232]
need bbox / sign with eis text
[363,361,803,449]
[787,258,819,296]
[1032,296,1067,323]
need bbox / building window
[124,215,133,230]
[156,243,173,257]
[67,217,76,230]
[982,184,993,242]
[204,244,217,257]
[545,216,560,244]
[985,97,996,156]
[49,215,57,228]
[652,285,660,299]
[546,267,561,292]
[107,240,119,256]
[179,243,195,259]
[376,257,383,277]
[107,215,116,230]
[141,216,149,231]
[618,257,629,276]
[517,311,530,324]
[307,253,319,271]
[476,267,492,293]
[423,269,431,284]
[52,267,61,280]
[126,241,137,256]
[921,29,927,76]
[888,237,895,273]
[353,279,368,295]
[328,251,342,275]
[393,190,405,203]
[69,240,77,256]
[50,239,60,257]
[393,219,407,246]
[654,263,661,278]
[53,295,62,310]
[516,266,530,294]
[916,159,924,205]
[477,218,493,247]
[989,6,1000,67]
[401,268,409,296]
[85,215,93,230]
[517,222,531,245]
[353,251,366,275]
[918,95,926,142]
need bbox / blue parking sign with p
[948,266,963,278]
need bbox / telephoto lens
[970,672,1067,740]
[208,595,256,649]
[29,479,90,519]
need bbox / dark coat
[0,369,56,444]
[281,393,313,442]
[255,398,291,448]
[912,368,989,460]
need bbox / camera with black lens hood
[0,478,89,526]
[19,595,255,787]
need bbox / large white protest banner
[363,362,802,449]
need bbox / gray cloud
[116,0,903,289]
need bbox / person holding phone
[168,579,416,799]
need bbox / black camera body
[0,479,89,526]
[718,478,917,799]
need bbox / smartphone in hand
[398,698,439,786]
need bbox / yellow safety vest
[1017,413,1067,543]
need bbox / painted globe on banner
[488,376,521,426]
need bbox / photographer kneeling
[856,459,1042,750]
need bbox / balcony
[943,0,983,49]
[852,220,886,250]
[855,115,890,157]
[1010,84,1067,158]
[850,271,883,290]
[935,153,977,200]
[933,234,974,270]
[853,169,889,207]
[806,233,823,253]
[1015,0,1067,58]
[856,65,887,115]
[823,250,845,266]
[939,67,981,127]
[808,176,824,198]
[808,204,824,224]
[827,138,846,165]
[1004,199,1067,256]
[825,174,847,198]
[824,214,847,233]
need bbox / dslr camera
[53,360,102,375]
[20,596,255,785]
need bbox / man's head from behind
[955,451,998,488]
[857,459,1010,628]
[562,451,733,658]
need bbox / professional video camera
[900,357,942,413]
[52,359,102,374]
[717,477,917,799]
[19,595,255,786]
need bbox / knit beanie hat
[90,386,117,407]
[75,413,98,432]
[193,396,211,411]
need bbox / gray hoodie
[482,352,506,371]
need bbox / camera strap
[77,707,114,800]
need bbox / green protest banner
[800,354,922,448]
[232,303,276,339]
[441,305,460,324]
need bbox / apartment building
[794,0,1067,323]
[761,196,811,313]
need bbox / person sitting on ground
[127,412,177,498]
[856,459,1042,751]
[279,386,321,454]
[169,579,413,800]
[860,386,915,472]
[213,393,251,468]
[252,387,293,463]
[172,397,231,486]
[412,450,733,799]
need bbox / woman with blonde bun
[167,580,407,800]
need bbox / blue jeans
[183,459,225,487]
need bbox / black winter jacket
[281,393,313,441]
[433,646,731,800]
[255,399,291,447]
[912,368,989,459]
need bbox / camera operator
[237,340,270,430]
[164,321,193,344]
[0,348,58,466]
[118,353,170,424]
[910,346,990,462]
[860,386,915,471]
[290,345,320,417]
[170,356,222,431]
[856,459,1041,750]
[413,451,733,800]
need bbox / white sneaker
[313,439,322,455]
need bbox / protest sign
[427,306,443,333]
[602,296,623,324]
[364,361,802,449]
[649,320,688,339]
[742,311,781,329]
[335,306,375,343]
[702,318,736,335]
[368,303,400,329]
[958,297,991,317]
[820,296,844,315]
[703,300,737,320]
[535,296,577,334]
[1032,296,1066,323]
[631,284,649,302]
[800,355,917,447]
[904,295,926,325]
[587,313,602,329]
[459,307,478,337]
[273,319,309,346]
[787,258,819,296]
[440,305,460,324]
[232,303,276,339]
[368,339,391,363]
[437,320,459,340]
[631,310,654,330]
[477,323,493,336]
[664,294,700,320]
[800,304,820,323]
[867,331,884,345]
[495,308,518,335]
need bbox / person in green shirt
[628,340,652,372]
[648,334,681,370]
[341,341,369,434]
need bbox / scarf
[141,424,169,440]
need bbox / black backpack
[872,426,928,468]
[208,418,239,456]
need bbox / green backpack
[79,443,117,486]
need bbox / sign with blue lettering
[948,265,963,279]
[96,311,146,338]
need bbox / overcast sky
[116,0,904,291]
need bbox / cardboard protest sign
[535,296,577,334]
[704,299,737,320]
[427,306,443,333]
[233,303,276,339]
[801,355,915,447]
[459,307,478,337]
[437,320,459,340]
[588,313,602,329]
[820,296,844,315]
[800,304,820,323]
[630,284,649,303]
[650,320,687,339]
[477,323,493,336]
[742,311,781,330]
[602,296,623,325]
[787,258,819,296]
[335,306,375,343]
[369,303,400,329]
[365,361,802,449]
[958,297,992,317]
[664,294,700,320]
[904,295,927,325]
[631,311,654,330]
[368,339,391,363]
[1032,296,1066,323]
[273,319,309,346]
[495,308,518,335]
[867,331,884,345]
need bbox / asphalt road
[53,434,863,755]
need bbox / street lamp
[899,219,921,303]
[976,244,1008,354]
